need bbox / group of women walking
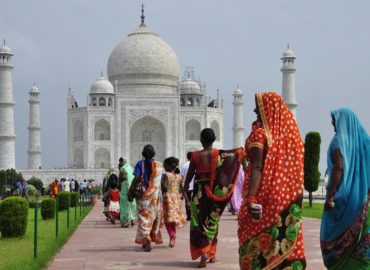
[102,91,370,270]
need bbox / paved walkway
[48,202,325,270]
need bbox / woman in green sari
[119,157,137,228]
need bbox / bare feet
[198,255,208,268]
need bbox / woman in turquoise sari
[320,108,370,269]
[119,158,137,228]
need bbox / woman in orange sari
[238,92,306,269]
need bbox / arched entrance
[130,116,166,164]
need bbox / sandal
[143,243,152,252]
[169,237,176,248]
[208,257,217,263]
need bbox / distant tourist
[16,180,22,196]
[238,92,306,269]
[50,179,59,198]
[162,156,186,248]
[21,179,28,199]
[320,108,370,269]
[102,168,116,219]
[118,157,136,228]
[128,144,163,252]
[70,179,75,192]
[106,178,120,224]
[184,128,243,268]
[180,151,193,221]
[64,178,70,192]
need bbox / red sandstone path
[48,202,325,270]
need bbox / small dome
[179,77,201,93]
[30,84,39,93]
[282,49,295,58]
[90,74,114,94]
[233,86,242,95]
[0,43,11,55]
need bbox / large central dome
[107,23,179,87]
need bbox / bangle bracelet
[246,196,257,205]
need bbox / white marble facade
[67,20,224,169]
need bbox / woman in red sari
[185,128,244,268]
[238,92,306,269]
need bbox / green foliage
[0,197,29,237]
[27,184,37,196]
[28,198,37,209]
[304,132,321,206]
[70,192,80,207]
[57,192,70,211]
[90,187,100,195]
[27,176,43,190]
[0,170,7,195]
[41,198,55,220]
[5,169,23,187]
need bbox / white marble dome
[30,85,39,93]
[0,44,12,55]
[90,74,114,94]
[282,49,295,58]
[107,25,179,82]
[179,77,201,93]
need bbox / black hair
[109,173,118,189]
[186,151,192,161]
[142,144,155,178]
[119,157,124,163]
[164,156,180,174]
[200,128,216,145]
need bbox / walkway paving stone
[48,202,325,270]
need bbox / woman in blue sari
[320,108,370,269]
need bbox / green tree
[28,176,43,190]
[304,132,321,207]
[0,170,7,195]
[5,169,23,187]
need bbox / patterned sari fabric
[190,148,244,260]
[133,160,163,245]
[119,161,137,227]
[163,172,187,227]
[238,92,306,270]
[320,108,370,269]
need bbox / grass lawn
[302,201,324,219]
[0,202,92,270]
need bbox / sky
[1,0,370,173]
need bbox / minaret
[0,40,16,169]
[232,85,244,148]
[281,45,297,117]
[27,83,42,169]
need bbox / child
[161,157,187,248]
[107,180,120,224]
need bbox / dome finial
[3,39,5,46]
[287,43,290,50]
[140,3,146,27]
[100,70,104,78]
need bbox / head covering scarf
[255,92,304,235]
[321,108,370,242]
[122,158,134,185]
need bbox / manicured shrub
[41,198,55,220]
[28,176,43,191]
[0,197,29,237]
[27,184,37,196]
[57,191,70,211]
[90,187,100,195]
[304,132,322,207]
[70,192,80,207]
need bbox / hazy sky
[1,0,370,173]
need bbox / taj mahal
[0,7,297,184]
